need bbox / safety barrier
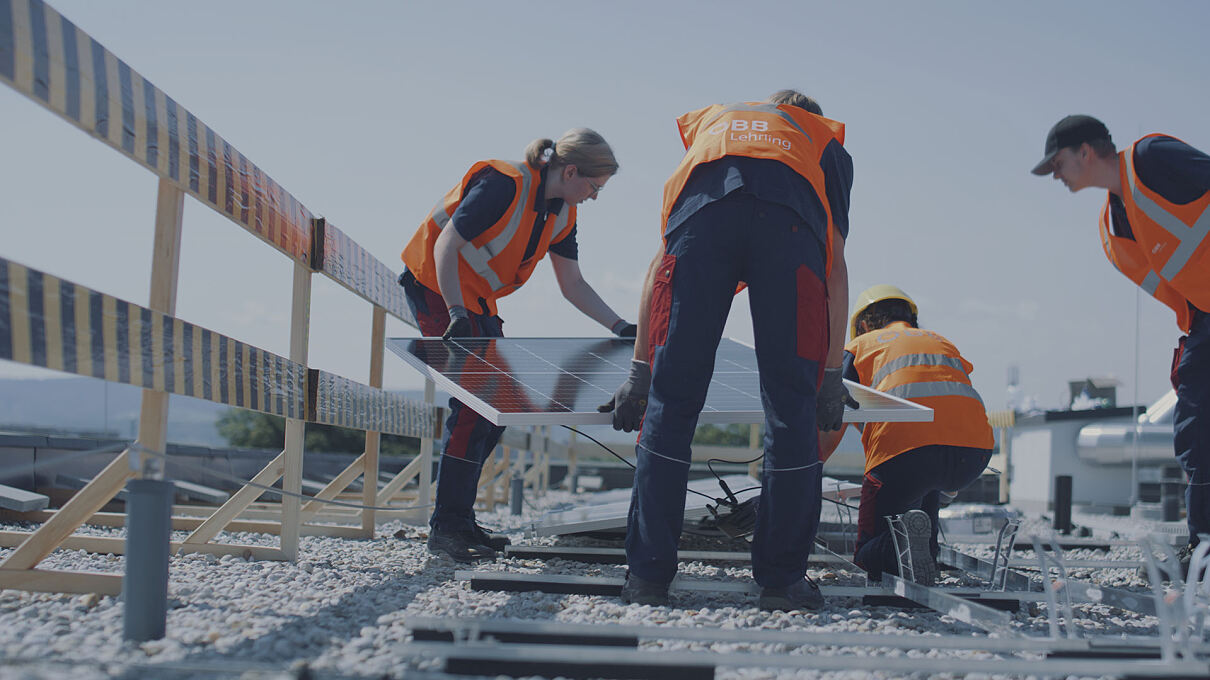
[0,0,456,595]
[986,409,1014,503]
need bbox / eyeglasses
[583,176,604,197]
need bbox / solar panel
[386,337,932,427]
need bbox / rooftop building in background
[1068,376,1122,410]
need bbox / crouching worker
[820,286,993,585]
[400,129,634,562]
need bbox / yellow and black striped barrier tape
[312,219,415,328]
[0,255,307,417]
[0,0,312,263]
[310,369,432,439]
[0,0,422,331]
[0,255,433,437]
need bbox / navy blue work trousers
[400,270,506,533]
[1175,310,1210,546]
[853,444,991,580]
[627,191,830,588]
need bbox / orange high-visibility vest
[1099,204,1194,333]
[846,322,993,472]
[661,102,846,276]
[402,160,576,316]
[1098,134,1210,332]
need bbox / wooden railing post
[134,178,185,474]
[566,428,578,492]
[748,424,761,479]
[362,306,386,536]
[281,262,312,560]
[418,379,436,515]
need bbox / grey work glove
[817,367,859,431]
[611,319,638,338]
[597,359,651,432]
[442,305,473,341]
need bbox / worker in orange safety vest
[601,90,856,610]
[820,285,993,585]
[399,129,635,563]
[1032,114,1210,575]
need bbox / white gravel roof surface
[0,488,1199,680]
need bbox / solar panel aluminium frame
[387,336,933,427]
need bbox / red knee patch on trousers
[854,472,884,564]
[646,253,677,364]
[446,408,478,459]
[415,285,452,337]
[795,265,827,363]
[1172,335,1187,391]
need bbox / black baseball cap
[1030,115,1112,175]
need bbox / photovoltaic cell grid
[387,337,932,426]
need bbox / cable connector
[718,478,739,507]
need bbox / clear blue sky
[2,0,1208,412]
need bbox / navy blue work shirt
[664,139,854,245]
[451,166,579,260]
[1107,135,1210,240]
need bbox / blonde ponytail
[525,138,556,168]
[525,128,618,176]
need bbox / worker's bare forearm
[818,424,847,462]
[432,226,467,311]
[550,254,626,331]
[825,233,848,368]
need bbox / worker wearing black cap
[1032,115,1210,575]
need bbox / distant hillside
[0,376,230,445]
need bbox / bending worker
[601,90,856,610]
[1032,115,1210,574]
[400,128,634,562]
[820,286,992,585]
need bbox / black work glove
[442,305,473,341]
[611,319,637,338]
[817,367,859,431]
[597,359,651,431]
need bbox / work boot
[759,576,824,612]
[473,523,512,552]
[620,571,670,606]
[427,527,497,563]
[1136,543,1196,583]
[903,509,938,586]
[1178,543,1196,579]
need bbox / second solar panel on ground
[387,337,932,426]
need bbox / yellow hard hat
[850,285,917,340]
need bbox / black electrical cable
[560,425,726,505]
[561,426,851,513]
[706,453,765,507]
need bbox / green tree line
[219,410,750,457]
[692,423,759,446]
[217,409,420,457]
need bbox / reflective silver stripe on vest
[1124,146,1210,280]
[887,381,984,406]
[458,162,534,292]
[1141,270,1162,295]
[429,197,452,229]
[872,353,967,388]
[550,203,571,242]
[706,103,812,143]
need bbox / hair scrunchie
[540,146,555,164]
